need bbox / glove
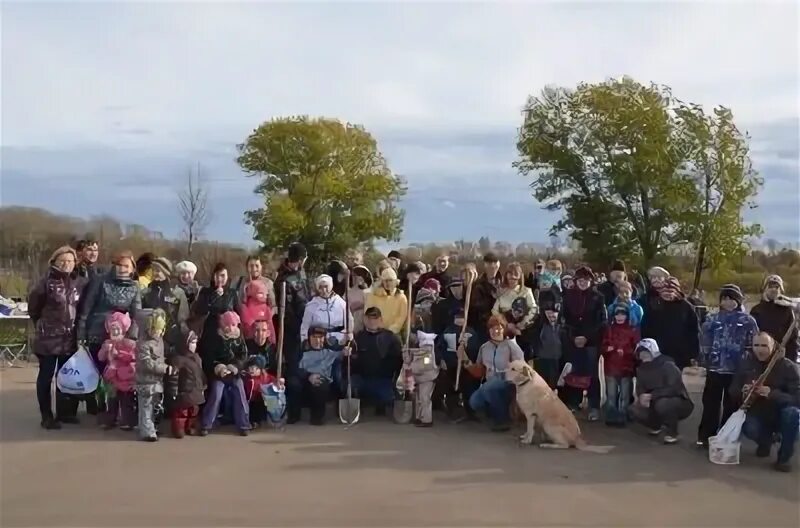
[214,364,229,378]
[227,364,239,377]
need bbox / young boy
[352,307,403,417]
[607,281,644,328]
[698,284,759,447]
[166,332,206,438]
[435,308,480,420]
[601,305,639,425]
[531,301,564,390]
[407,331,439,427]
[243,355,283,428]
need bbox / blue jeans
[349,375,394,405]
[604,376,632,423]
[742,407,800,464]
[469,377,513,425]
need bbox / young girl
[135,309,173,442]
[239,280,276,342]
[166,332,206,438]
[601,306,639,425]
[98,312,137,430]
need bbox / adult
[640,266,671,307]
[750,275,798,362]
[628,339,694,444]
[75,238,102,282]
[640,276,700,370]
[364,268,408,336]
[135,252,156,290]
[238,255,276,308]
[492,262,537,360]
[418,255,453,299]
[301,275,353,345]
[732,332,800,472]
[325,260,349,298]
[28,246,84,429]
[387,250,404,272]
[468,315,525,431]
[192,262,239,377]
[431,278,466,337]
[246,320,280,376]
[344,249,363,269]
[77,250,141,415]
[273,242,312,376]
[352,307,404,415]
[141,257,189,357]
[399,262,423,301]
[470,252,502,341]
[348,265,373,333]
[524,259,545,293]
[175,260,200,305]
[561,266,607,420]
[598,259,629,307]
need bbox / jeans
[35,354,69,418]
[350,376,394,405]
[629,397,694,436]
[698,372,736,443]
[604,376,632,423]
[202,379,250,431]
[286,375,331,424]
[469,377,513,425]
[742,407,800,464]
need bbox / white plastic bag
[717,409,746,444]
[57,346,100,395]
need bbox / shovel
[393,280,415,424]
[393,388,414,424]
[338,271,360,425]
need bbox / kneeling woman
[468,315,525,431]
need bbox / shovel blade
[338,398,361,424]
[393,399,414,424]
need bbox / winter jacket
[141,280,189,349]
[607,299,644,328]
[298,345,344,382]
[237,276,276,309]
[431,295,465,337]
[531,317,566,360]
[273,261,311,328]
[98,337,137,392]
[192,286,239,367]
[493,285,537,331]
[365,287,408,335]
[562,287,607,347]
[135,336,168,388]
[239,299,276,343]
[731,356,800,427]
[177,280,200,306]
[470,273,501,332]
[641,298,700,369]
[28,268,84,357]
[435,324,480,366]
[700,308,759,375]
[477,339,525,381]
[635,355,691,402]
[300,294,353,344]
[207,333,249,379]
[247,339,279,376]
[167,350,206,407]
[353,328,403,379]
[75,262,103,283]
[601,323,640,378]
[77,271,141,344]
[244,371,276,402]
[751,299,798,362]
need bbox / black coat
[732,356,800,427]
[635,354,691,401]
[431,296,465,337]
[750,300,798,362]
[247,339,280,377]
[470,273,501,332]
[192,285,239,368]
[641,298,700,370]
[562,287,607,347]
[353,329,403,379]
[28,268,85,357]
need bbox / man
[75,238,102,282]
[140,258,190,357]
[470,253,501,340]
[246,320,279,376]
[387,250,404,272]
[751,275,798,362]
[418,255,452,298]
[274,242,312,378]
[598,259,628,306]
[238,255,276,309]
[352,307,403,416]
[732,332,800,472]
[399,262,423,300]
[524,259,545,293]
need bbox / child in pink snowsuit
[239,280,276,343]
[98,312,137,430]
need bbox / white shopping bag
[57,346,100,395]
[716,409,746,444]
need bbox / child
[98,312,137,430]
[411,283,439,344]
[601,305,639,425]
[407,331,439,427]
[135,309,174,442]
[243,355,284,428]
[697,284,759,447]
[287,325,350,425]
[165,332,206,438]
[435,308,480,420]
[607,281,644,328]
[239,280,276,342]
[531,301,564,390]
[200,311,251,436]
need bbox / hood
[352,265,373,288]
[636,338,661,360]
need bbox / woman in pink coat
[98,312,137,430]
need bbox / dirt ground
[1,366,798,528]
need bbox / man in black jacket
[246,320,279,376]
[732,332,800,472]
[418,255,453,299]
[750,275,798,362]
[273,243,311,377]
[431,279,465,337]
[470,253,501,342]
[352,308,403,416]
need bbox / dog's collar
[516,378,531,387]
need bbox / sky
[2,0,799,247]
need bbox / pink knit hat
[104,312,132,334]
[219,311,241,328]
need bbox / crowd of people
[25,238,800,472]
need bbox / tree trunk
[692,237,707,291]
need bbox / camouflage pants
[137,385,162,439]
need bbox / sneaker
[663,435,679,444]
[142,436,158,443]
[588,409,600,422]
[40,417,62,430]
[774,461,792,473]
[648,427,663,436]
[414,421,433,428]
[756,444,771,458]
[239,429,249,437]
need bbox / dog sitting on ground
[506,360,613,453]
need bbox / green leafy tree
[675,105,763,290]
[514,78,698,268]
[237,117,406,265]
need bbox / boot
[171,417,186,439]
[40,414,61,430]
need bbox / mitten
[227,364,239,377]
[214,364,229,378]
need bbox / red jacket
[243,372,277,402]
[601,323,639,378]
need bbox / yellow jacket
[365,287,409,335]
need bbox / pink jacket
[239,300,276,344]
[98,338,137,392]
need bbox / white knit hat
[175,261,198,276]
[315,274,334,290]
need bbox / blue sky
[2,1,798,246]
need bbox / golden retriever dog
[507,360,613,454]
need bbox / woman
[365,268,409,336]
[77,250,141,415]
[192,262,240,377]
[27,246,84,429]
[640,276,700,370]
[348,265,374,333]
[301,274,353,345]
[492,262,537,359]
[175,260,200,305]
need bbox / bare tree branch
[177,164,211,256]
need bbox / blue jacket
[700,308,759,374]
[298,345,343,382]
[607,299,644,328]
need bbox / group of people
[26,239,800,472]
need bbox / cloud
[442,200,456,209]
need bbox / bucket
[708,435,741,465]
